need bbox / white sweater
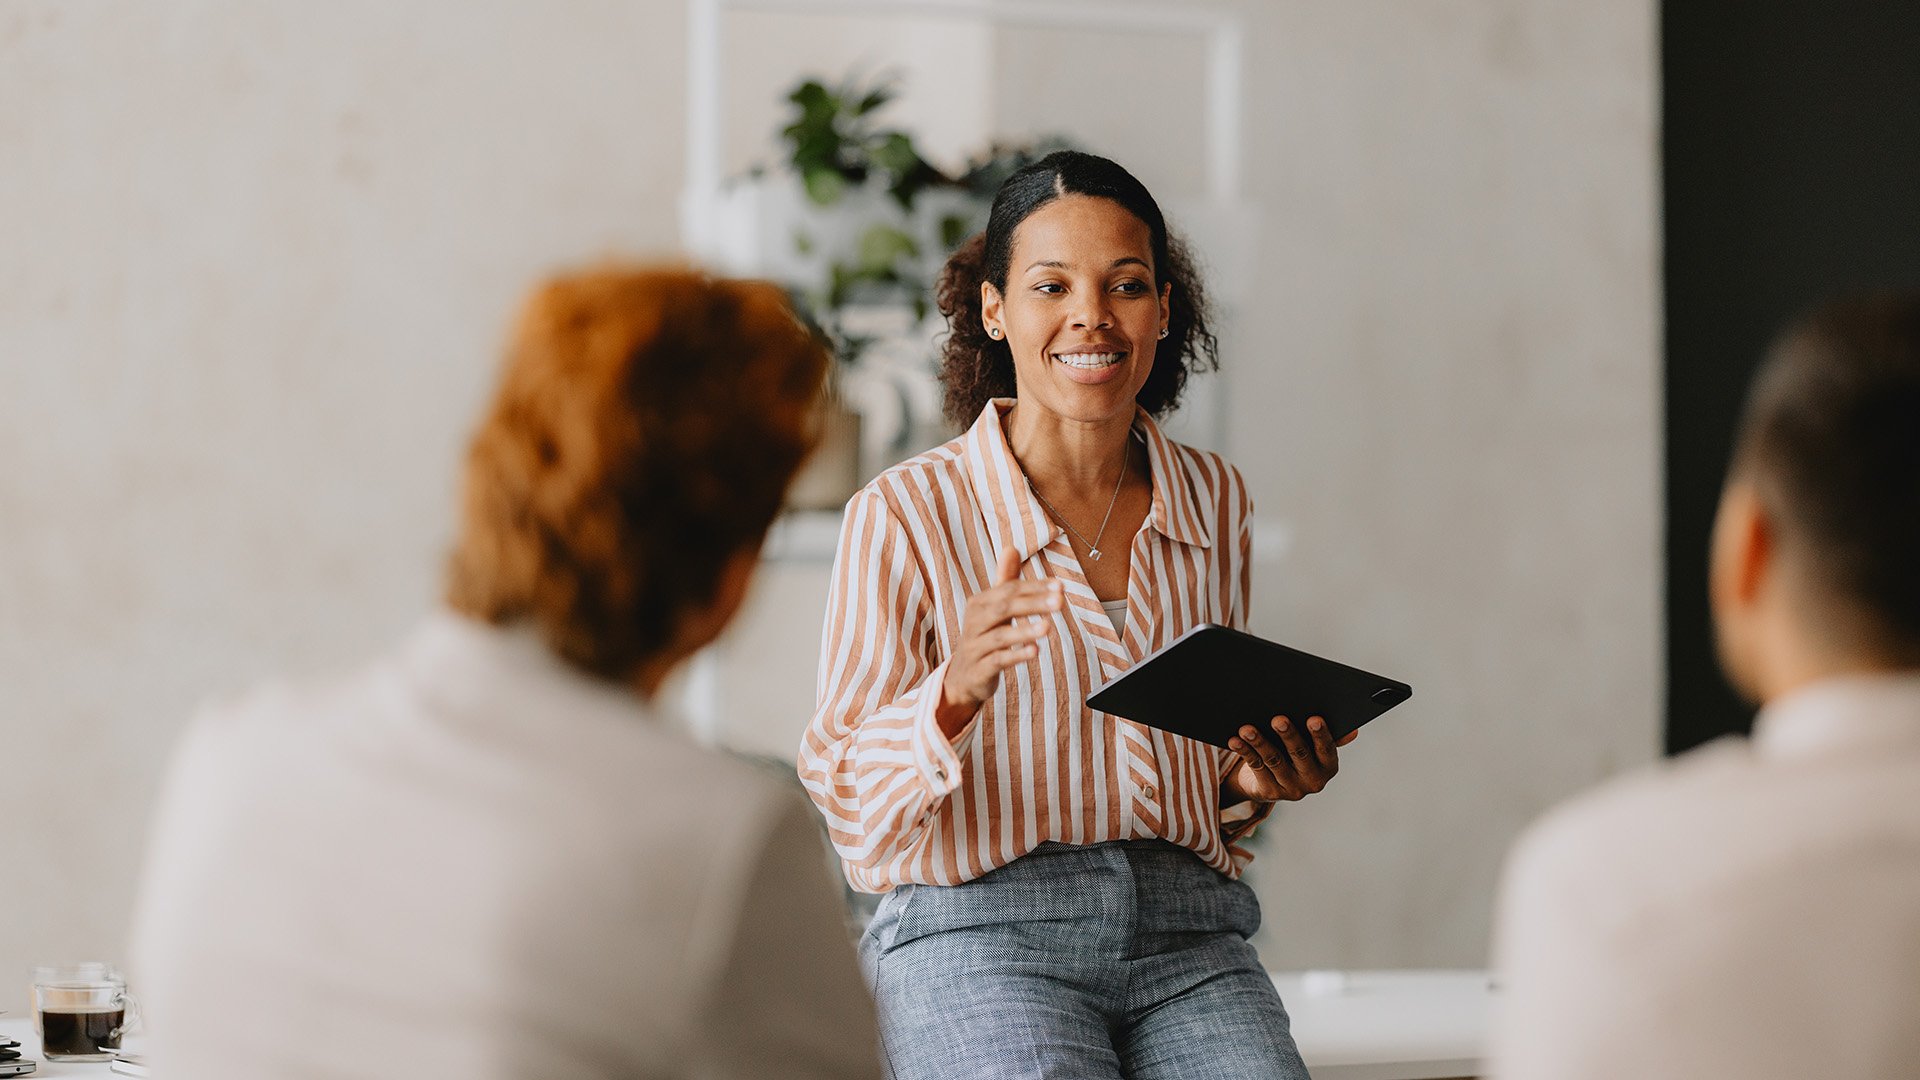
[129,611,880,1079]
[1491,673,1920,1079]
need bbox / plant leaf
[870,131,921,174]
[787,79,831,110]
[827,264,856,309]
[854,84,895,115]
[802,166,847,206]
[857,223,919,273]
[939,214,972,250]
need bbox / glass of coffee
[30,962,137,1062]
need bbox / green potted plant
[736,72,1075,510]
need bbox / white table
[1273,969,1495,1080]
[6,971,1491,1079]
[0,1018,141,1076]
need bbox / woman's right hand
[936,547,1063,737]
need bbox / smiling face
[982,195,1172,425]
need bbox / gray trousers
[860,840,1311,1080]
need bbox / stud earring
[988,327,1003,339]
[1158,327,1169,339]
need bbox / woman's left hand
[1224,715,1359,803]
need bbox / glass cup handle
[111,989,140,1042]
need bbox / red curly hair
[447,264,828,682]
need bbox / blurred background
[3,0,1914,1019]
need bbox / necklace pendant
[1088,548,1102,561]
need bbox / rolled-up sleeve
[796,488,975,884]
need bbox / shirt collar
[1751,671,1920,762]
[399,608,663,735]
[961,398,1213,566]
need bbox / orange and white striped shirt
[798,400,1271,893]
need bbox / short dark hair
[933,150,1218,428]
[447,264,828,682]
[1733,288,1920,649]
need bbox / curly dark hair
[446,264,828,682]
[935,150,1219,428]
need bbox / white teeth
[1055,352,1122,368]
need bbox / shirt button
[1143,785,1156,800]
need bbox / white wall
[0,0,688,1012]
[1222,1,1662,969]
[1,0,1659,1011]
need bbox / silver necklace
[1028,453,1128,561]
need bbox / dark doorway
[1663,1,1920,753]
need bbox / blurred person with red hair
[128,265,882,1079]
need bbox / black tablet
[1085,623,1412,748]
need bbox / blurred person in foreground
[1490,289,1920,1079]
[129,265,882,1079]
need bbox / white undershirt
[1101,597,1128,636]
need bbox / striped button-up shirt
[798,400,1270,892]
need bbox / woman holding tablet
[798,151,1355,1079]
